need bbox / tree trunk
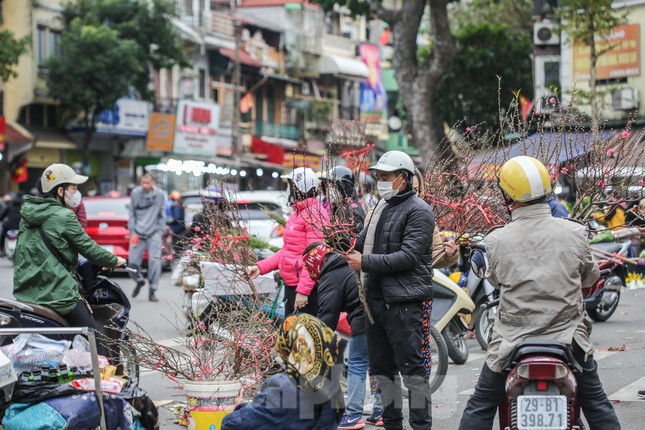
[82,110,95,175]
[381,0,459,162]
[588,12,600,147]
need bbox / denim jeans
[346,334,369,416]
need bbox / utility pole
[232,20,242,186]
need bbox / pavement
[0,257,644,429]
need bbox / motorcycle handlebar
[599,268,612,276]
[480,299,499,311]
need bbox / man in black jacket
[303,241,380,428]
[344,150,434,430]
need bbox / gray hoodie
[128,186,166,238]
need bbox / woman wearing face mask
[64,184,87,229]
[13,164,126,355]
[247,167,330,316]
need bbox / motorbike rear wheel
[428,325,449,394]
[475,305,495,351]
[443,318,469,365]
[587,289,621,322]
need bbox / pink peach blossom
[621,130,630,138]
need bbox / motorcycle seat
[591,242,623,255]
[16,300,69,327]
[503,340,582,374]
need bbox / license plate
[100,245,114,252]
[517,395,567,430]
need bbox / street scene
[2,0,645,429]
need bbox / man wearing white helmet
[344,150,434,430]
[13,164,126,355]
[248,167,330,315]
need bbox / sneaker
[638,390,645,399]
[338,414,365,429]
[149,291,159,302]
[365,411,384,427]
[132,280,145,298]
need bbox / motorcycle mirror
[470,250,488,279]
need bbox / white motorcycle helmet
[369,150,415,175]
[282,167,319,194]
[41,163,88,194]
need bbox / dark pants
[65,300,110,358]
[367,298,432,430]
[458,342,621,430]
[283,285,318,317]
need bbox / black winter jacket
[316,254,366,336]
[356,189,435,303]
[0,197,23,230]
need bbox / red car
[84,197,171,269]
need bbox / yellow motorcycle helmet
[498,156,552,202]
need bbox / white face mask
[65,190,82,208]
[378,180,399,201]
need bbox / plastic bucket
[184,380,241,430]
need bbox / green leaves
[558,0,626,46]
[46,20,141,120]
[0,30,30,83]
[433,22,532,136]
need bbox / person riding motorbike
[12,164,126,355]
[0,192,23,256]
[458,156,620,429]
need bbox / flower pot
[184,380,241,430]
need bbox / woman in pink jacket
[248,167,328,316]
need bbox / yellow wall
[563,4,645,121]
[1,1,66,122]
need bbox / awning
[261,71,302,84]
[382,68,398,93]
[32,129,77,150]
[204,34,235,50]
[473,130,616,164]
[171,17,204,46]
[318,55,369,80]
[5,121,34,161]
[219,48,262,68]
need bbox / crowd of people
[0,151,629,429]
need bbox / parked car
[180,190,287,245]
[84,197,172,269]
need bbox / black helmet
[328,166,355,198]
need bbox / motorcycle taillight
[516,362,569,380]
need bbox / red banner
[0,116,5,152]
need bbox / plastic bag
[62,335,108,372]
[1,334,70,373]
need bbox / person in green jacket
[13,163,126,354]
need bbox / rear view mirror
[470,249,488,279]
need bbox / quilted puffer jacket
[256,197,328,295]
[356,189,435,303]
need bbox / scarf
[275,314,344,392]
[303,244,331,282]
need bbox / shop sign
[574,24,640,80]
[96,99,152,136]
[173,100,221,157]
[359,44,387,124]
[282,152,320,170]
[146,113,176,152]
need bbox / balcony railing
[323,33,356,56]
[255,122,300,141]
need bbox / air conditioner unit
[612,87,639,110]
[301,81,311,96]
[533,22,560,46]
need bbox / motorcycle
[432,270,476,365]
[586,240,629,322]
[0,264,139,378]
[455,242,498,350]
[3,229,18,261]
